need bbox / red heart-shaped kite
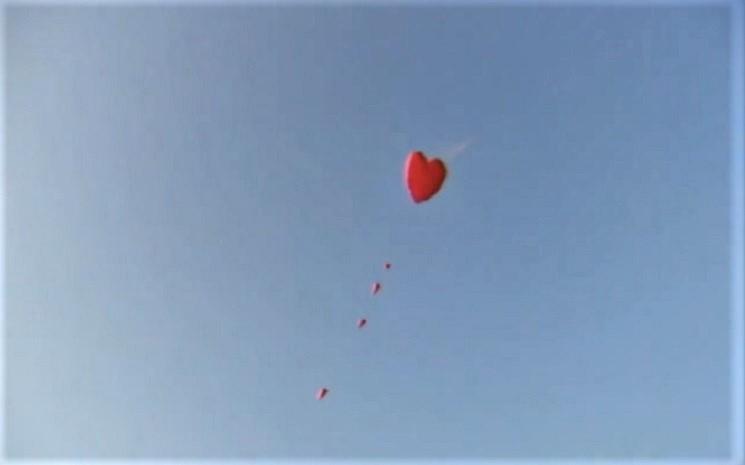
[404,151,447,203]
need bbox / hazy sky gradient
[5,4,733,459]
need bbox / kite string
[439,138,474,163]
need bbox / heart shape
[404,151,447,203]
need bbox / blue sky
[5,4,734,459]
